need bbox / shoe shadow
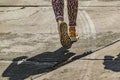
[2,47,93,80]
[103,53,120,72]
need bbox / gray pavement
[0,0,120,80]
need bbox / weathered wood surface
[0,0,120,7]
[0,1,120,80]
[33,41,120,80]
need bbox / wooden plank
[33,41,120,80]
[0,0,50,5]
[0,0,120,7]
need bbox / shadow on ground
[2,47,93,80]
[103,53,120,72]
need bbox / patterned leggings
[52,0,78,26]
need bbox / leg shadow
[2,47,75,80]
[2,47,94,80]
[103,53,120,72]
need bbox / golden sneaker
[69,27,79,42]
[58,22,72,49]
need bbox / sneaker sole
[70,36,79,42]
[59,22,72,48]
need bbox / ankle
[57,18,64,23]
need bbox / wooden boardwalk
[0,0,120,80]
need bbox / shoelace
[69,27,78,37]
[69,31,78,37]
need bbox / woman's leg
[67,0,79,42]
[52,0,72,48]
[67,0,78,27]
[52,0,64,22]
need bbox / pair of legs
[52,0,78,48]
[52,0,78,27]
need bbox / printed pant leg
[67,0,78,26]
[52,0,64,21]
